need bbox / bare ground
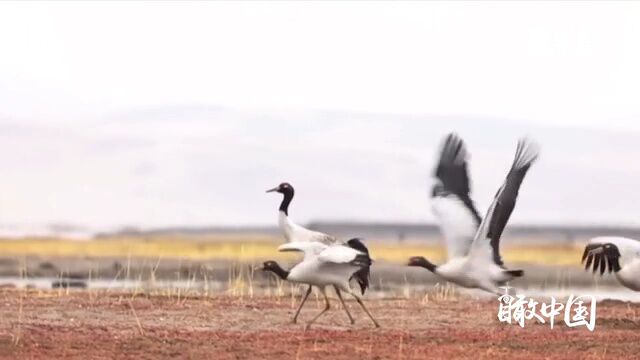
[0,290,639,359]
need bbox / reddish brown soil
[0,290,639,359]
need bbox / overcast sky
[0,2,639,230]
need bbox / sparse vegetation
[0,236,583,265]
[1,289,639,359]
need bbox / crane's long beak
[266,186,279,193]
[253,266,265,271]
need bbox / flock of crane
[257,133,640,329]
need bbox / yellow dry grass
[0,236,582,265]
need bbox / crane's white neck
[278,210,294,242]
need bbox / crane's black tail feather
[347,238,371,295]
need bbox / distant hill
[2,106,640,228]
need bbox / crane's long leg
[333,286,355,324]
[292,285,313,324]
[304,287,330,331]
[348,290,380,328]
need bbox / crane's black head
[258,260,289,280]
[407,256,437,273]
[266,182,294,195]
[266,182,295,215]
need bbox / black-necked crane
[408,135,539,294]
[258,239,379,330]
[265,182,370,324]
